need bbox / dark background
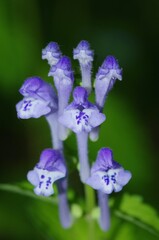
[0,0,159,239]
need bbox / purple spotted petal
[27,149,66,197]
[86,148,132,194]
[59,87,105,133]
[16,97,52,119]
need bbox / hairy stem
[46,111,72,228]
[80,63,92,94]
[98,191,110,231]
[76,132,90,183]
[45,112,63,150]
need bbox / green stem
[84,184,95,213]
[84,184,96,240]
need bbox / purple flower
[59,86,106,133]
[73,40,94,66]
[48,56,74,140]
[73,40,94,93]
[48,56,74,89]
[95,56,122,111]
[42,42,62,66]
[27,149,66,197]
[86,148,132,194]
[16,77,58,119]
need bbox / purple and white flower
[59,86,105,134]
[90,56,122,141]
[48,56,74,91]
[49,56,74,140]
[59,86,105,182]
[42,42,62,66]
[73,40,94,93]
[27,149,66,197]
[86,148,131,194]
[16,77,58,119]
[86,147,131,231]
[95,55,122,111]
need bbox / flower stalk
[97,191,110,231]
[45,112,63,150]
[56,179,72,228]
[76,132,90,183]
[46,111,72,228]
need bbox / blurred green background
[0,0,159,239]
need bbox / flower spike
[73,40,94,94]
[42,42,62,66]
[15,40,131,231]
[27,149,66,197]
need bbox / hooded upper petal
[42,42,62,66]
[16,77,58,119]
[73,40,94,65]
[48,56,74,89]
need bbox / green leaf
[117,193,159,237]
[114,223,135,240]
[0,183,58,205]
[1,183,159,239]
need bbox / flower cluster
[16,40,131,231]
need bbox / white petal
[16,97,51,119]
[89,111,106,128]
[86,174,101,190]
[117,170,132,186]
[32,168,65,197]
[42,52,59,66]
[27,170,39,186]
[101,182,113,194]
[113,184,123,192]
